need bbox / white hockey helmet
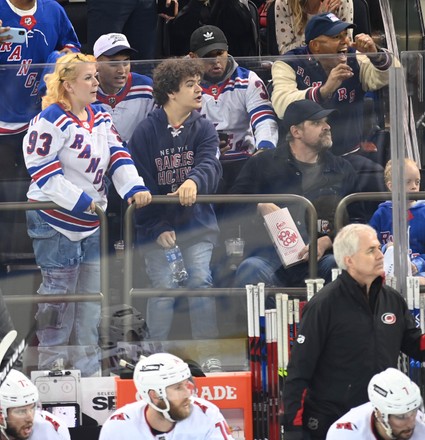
[133,353,191,420]
[368,367,422,438]
[0,370,39,428]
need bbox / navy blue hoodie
[128,107,222,247]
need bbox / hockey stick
[0,330,17,368]
[258,283,268,439]
[246,284,259,440]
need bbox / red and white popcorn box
[263,208,306,268]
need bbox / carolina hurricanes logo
[381,313,396,324]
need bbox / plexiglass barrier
[0,50,415,378]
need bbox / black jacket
[228,145,362,256]
[283,270,425,436]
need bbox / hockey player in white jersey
[99,353,235,440]
[0,369,70,440]
[326,368,425,440]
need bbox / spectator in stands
[127,58,222,372]
[189,25,278,193]
[271,12,393,217]
[93,33,155,145]
[0,369,71,440]
[273,0,353,53]
[87,0,158,60]
[23,53,151,377]
[327,368,425,440]
[0,0,80,179]
[169,0,259,57]
[99,353,235,440]
[230,100,361,290]
[282,223,425,440]
[370,158,425,285]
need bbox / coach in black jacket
[283,224,425,440]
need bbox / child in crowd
[369,158,425,284]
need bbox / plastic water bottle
[164,245,188,283]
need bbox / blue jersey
[0,0,80,134]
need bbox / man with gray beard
[229,100,362,290]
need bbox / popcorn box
[263,207,306,268]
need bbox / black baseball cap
[282,100,337,132]
[305,12,355,44]
[190,25,228,57]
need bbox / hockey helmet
[133,353,191,419]
[368,368,422,422]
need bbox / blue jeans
[235,247,336,288]
[87,0,157,60]
[27,210,101,376]
[144,242,219,341]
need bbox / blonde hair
[42,53,96,111]
[384,158,419,189]
[290,0,307,35]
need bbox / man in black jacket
[229,99,361,289]
[283,223,425,440]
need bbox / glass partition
[0,51,407,379]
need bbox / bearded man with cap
[93,33,155,145]
[271,12,397,221]
[229,99,362,291]
[189,25,278,194]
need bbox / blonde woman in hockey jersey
[23,52,151,377]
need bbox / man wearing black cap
[189,25,278,193]
[229,99,361,290]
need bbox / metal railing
[123,194,319,307]
[1,200,108,311]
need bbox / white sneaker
[201,358,223,373]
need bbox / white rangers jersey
[95,72,155,144]
[23,103,148,241]
[99,398,235,440]
[200,59,278,160]
[326,402,425,439]
[29,410,71,440]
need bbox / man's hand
[257,203,280,217]
[298,236,333,261]
[87,200,96,214]
[320,63,354,99]
[128,191,152,208]
[219,140,231,156]
[156,230,176,248]
[168,179,197,206]
[0,20,11,43]
[351,33,377,54]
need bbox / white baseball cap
[93,33,137,58]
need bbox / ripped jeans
[27,210,101,377]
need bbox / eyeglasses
[9,403,36,418]
[203,49,226,58]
